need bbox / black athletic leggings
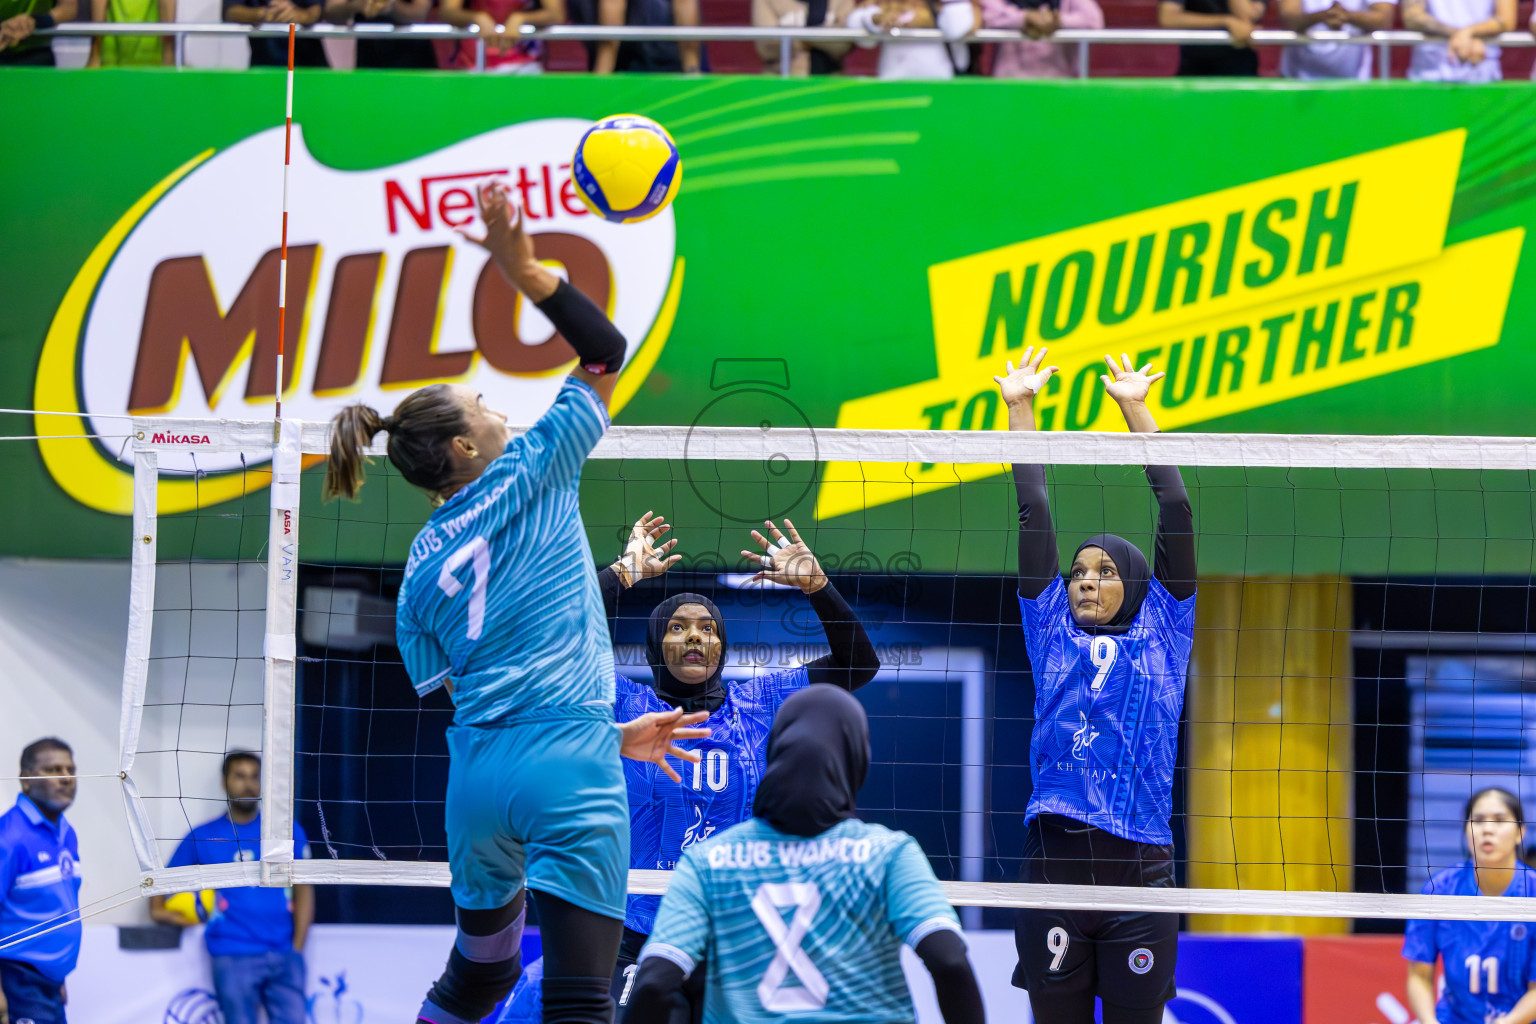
[536,890,624,980]
[539,890,626,1024]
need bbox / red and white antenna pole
[274,22,295,444]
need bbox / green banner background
[3,70,1535,574]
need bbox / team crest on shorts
[1515,925,1529,941]
[1128,948,1154,975]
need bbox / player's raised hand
[744,519,827,594]
[1100,352,1166,406]
[994,346,1059,407]
[619,708,712,784]
[616,511,681,587]
[455,181,537,279]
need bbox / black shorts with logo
[1011,814,1179,1010]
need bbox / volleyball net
[113,416,1536,926]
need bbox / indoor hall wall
[1186,577,1354,934]
[0,557,264,925]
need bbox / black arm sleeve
[597,565,623,629]
[915,930,986,1024]
[624,957,689,1024]
[802,582,880,691]
[1146,463,1196,601]
[534,279,627,374]
[1013,462,1059,600]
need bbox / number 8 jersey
[642,817,960,1024]
[1020,575,1196,845]
[395,377,615,725]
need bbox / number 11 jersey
[395,377,615,726]
[642,817,960,1024]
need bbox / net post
[117,444,162,874]
[958,651,986,931]
[261,419,303,886]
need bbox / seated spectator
[1157,0,1263,75]
[325,0,435,67]
[846,0,975,78]
[1278,0,1393,78]
[0,0,77,65]
[225,0,329,65]
[982,0,1103,78]
[588,0,701,71]
[439,0,562,70]
[753,0,853,74]
[1401,0,1512,81]
[149,752,314,1024]
[88,0,174,65]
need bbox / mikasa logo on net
[36,118,679,514]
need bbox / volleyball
[570,114,681,224]
[163,889,218,925]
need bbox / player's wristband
[535,279,627,375]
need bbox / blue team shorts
[0,959,66,1024]
[445,706,628,919]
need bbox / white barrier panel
[68,925,1033,1024]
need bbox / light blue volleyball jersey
[396,377,615,725]
[643,817,959,1024]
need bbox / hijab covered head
[1070,533,1150,636]
[646,592,729,713]
[753,685,871,837]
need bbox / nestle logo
[384,165,589,235]
[150,432,211,445]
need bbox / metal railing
[35,21,1536,77]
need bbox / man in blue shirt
[151,752,314,1024]
[0,737,81,1024]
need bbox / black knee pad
[545,974,616,1024]
[421,946,524,1024]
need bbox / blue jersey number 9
[1089,636,1118,691]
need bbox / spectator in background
[224,0,328,66]
[1402,0,1512,81]
[438,0,562,70]
[847,0,975,78]
[0,738,79,1024]
[0,0,77,65]
[326,0,435,67]
[589,0,701,71]
[1278,0,1392,77]
[1158,0,1263,74]
[982,0,1103,78]
[87,0,174,65]
[753,0,853,73]
[149,752,314,1024]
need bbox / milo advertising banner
[3,71,1533,571]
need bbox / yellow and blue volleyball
[164,888,218,925]
[571,114,681,224]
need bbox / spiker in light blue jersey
[571,114,681,224]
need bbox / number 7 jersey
[1020,575,1196,845]
[395,377,616,726]
[642,817,960,1024]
